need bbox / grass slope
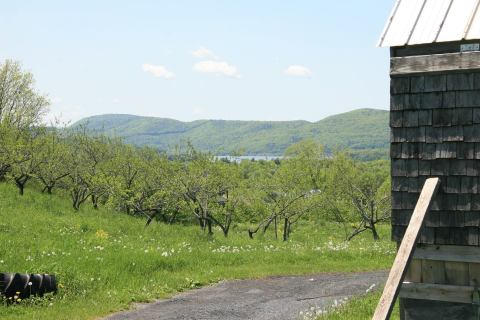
[72,108,389,159]
[0,184,395,319]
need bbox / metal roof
[378,0,480,47]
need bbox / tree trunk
[15,176,28,195]
[91,195,99,209]
[282,218,290,241]
[274,216,278,240]
[371,222,380,241]
[207,218,213,235]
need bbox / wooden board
[373,177,440,320]
[391,52,480,75]
[399,282,474,304]
[413,245,480,264]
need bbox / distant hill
[72,108,389,160]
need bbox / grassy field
[315,291,400,320]
[0,183,395,319]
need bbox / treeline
[0,60,391,241]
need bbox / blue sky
[0,1,393,123]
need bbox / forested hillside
[73,108,389,160]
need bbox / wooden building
[380,0,480,319]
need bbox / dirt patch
[106,271,387,320]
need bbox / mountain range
[72,108,389,160]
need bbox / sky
[0,1,394,124]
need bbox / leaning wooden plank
[390,52,480,75]
[413,244,480,264]
[372,177,440,320]
[399,282,474,304]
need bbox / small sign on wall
[460,43,480,52]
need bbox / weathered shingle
[456,108,473,125]
[447,74,474,91]
[457,194,472,211]
[461,177,476,193]
[411,76,425,93]
[391,128,406,143]
[463,125,480,142]
[457,143,475,159]
[465,212,480,227]
[402,192,419,210]
[457,91,480,108]
[435,228,450,245]
[450,160,467,175]
[418,160,431,175]
[391,77,410,94]
[403,111,419,127]
[406,127,426,143]
[391,94,409,111]
[433,109,454,127]
[392,177,408,192]
[424,75,446,92]
[422,92,442,109]
[391,143,403,159]
[473,108,480,124]
[392,191,403,210]
[406,160,419,177]
[392,210,412,226]
[418,110,432,126]
[420,227,435,244]
[466,160,480,176]
[425,127,442,143]
[421,143,436,160]
[390,111,403,127]
[475,143,480,159]
[392,225,406,242]
[442,126,463,142]
[442,92,456,108]
[472,194,480,211]
[436,142,457,158]
[410,94,423,110]
[445,176,461,194]
[431,159,449,176]
[392,159,406,176]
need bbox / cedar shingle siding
[391,72,480,245]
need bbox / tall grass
[0,183,395,319]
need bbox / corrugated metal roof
[379,0,480,47]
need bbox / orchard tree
[0,60,49,129]
[34,129,71,194]
[178,145,243,236]
[0,60,49,181]
[6,128,46,195]
[248,140,326,241]
[327,153,391,241]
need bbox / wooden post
[372,177,440,320]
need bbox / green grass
[315,291,400,320]
[0,183,395,319]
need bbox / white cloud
[194,60,240,78]
[142,64,175,79]
[284,65,312,77]
[192,47,217,59]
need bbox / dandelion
[95,229,109,239]
[90,278,95,281]
[0,260,3,263]
[27,282,32,286]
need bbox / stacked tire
[0,273,57,300]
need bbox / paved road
[106,271,388,320]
